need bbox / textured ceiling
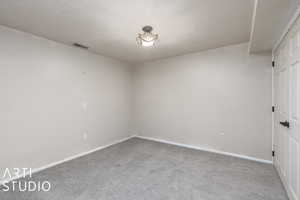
[0,0,254,63]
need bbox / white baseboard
[0,135,136,186]
[275,162,296,200]
[1,134,272,186]
[135,136,273,164]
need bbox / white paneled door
[274,31,300,200]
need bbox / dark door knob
[280,121,290,128]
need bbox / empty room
[0,0,300,199]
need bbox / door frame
[271,7,300,164]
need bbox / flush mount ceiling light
[136,26,158,47]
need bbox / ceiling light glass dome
[136,26,158,47]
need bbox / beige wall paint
[0,24,273,180]
[0,26,132,181]
[133,43,272,161]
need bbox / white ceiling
[0,0,254,63]
[249,0,300,53]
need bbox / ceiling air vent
[73,43,89,49]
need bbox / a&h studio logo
[1,168,51,192]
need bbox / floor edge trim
[0,135,137,186]
[135,136,273,164]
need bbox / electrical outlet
[82,102,87,111]
[219,132,225,136]
[83,132,88,140]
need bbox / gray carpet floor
[0,138,287,200]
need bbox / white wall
[0,26,132,180]
[134,43,272,161]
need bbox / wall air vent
[73,43,89,49]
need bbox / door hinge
[272,61,275,67]
[272,106,275,112]
[272,151,275,157]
